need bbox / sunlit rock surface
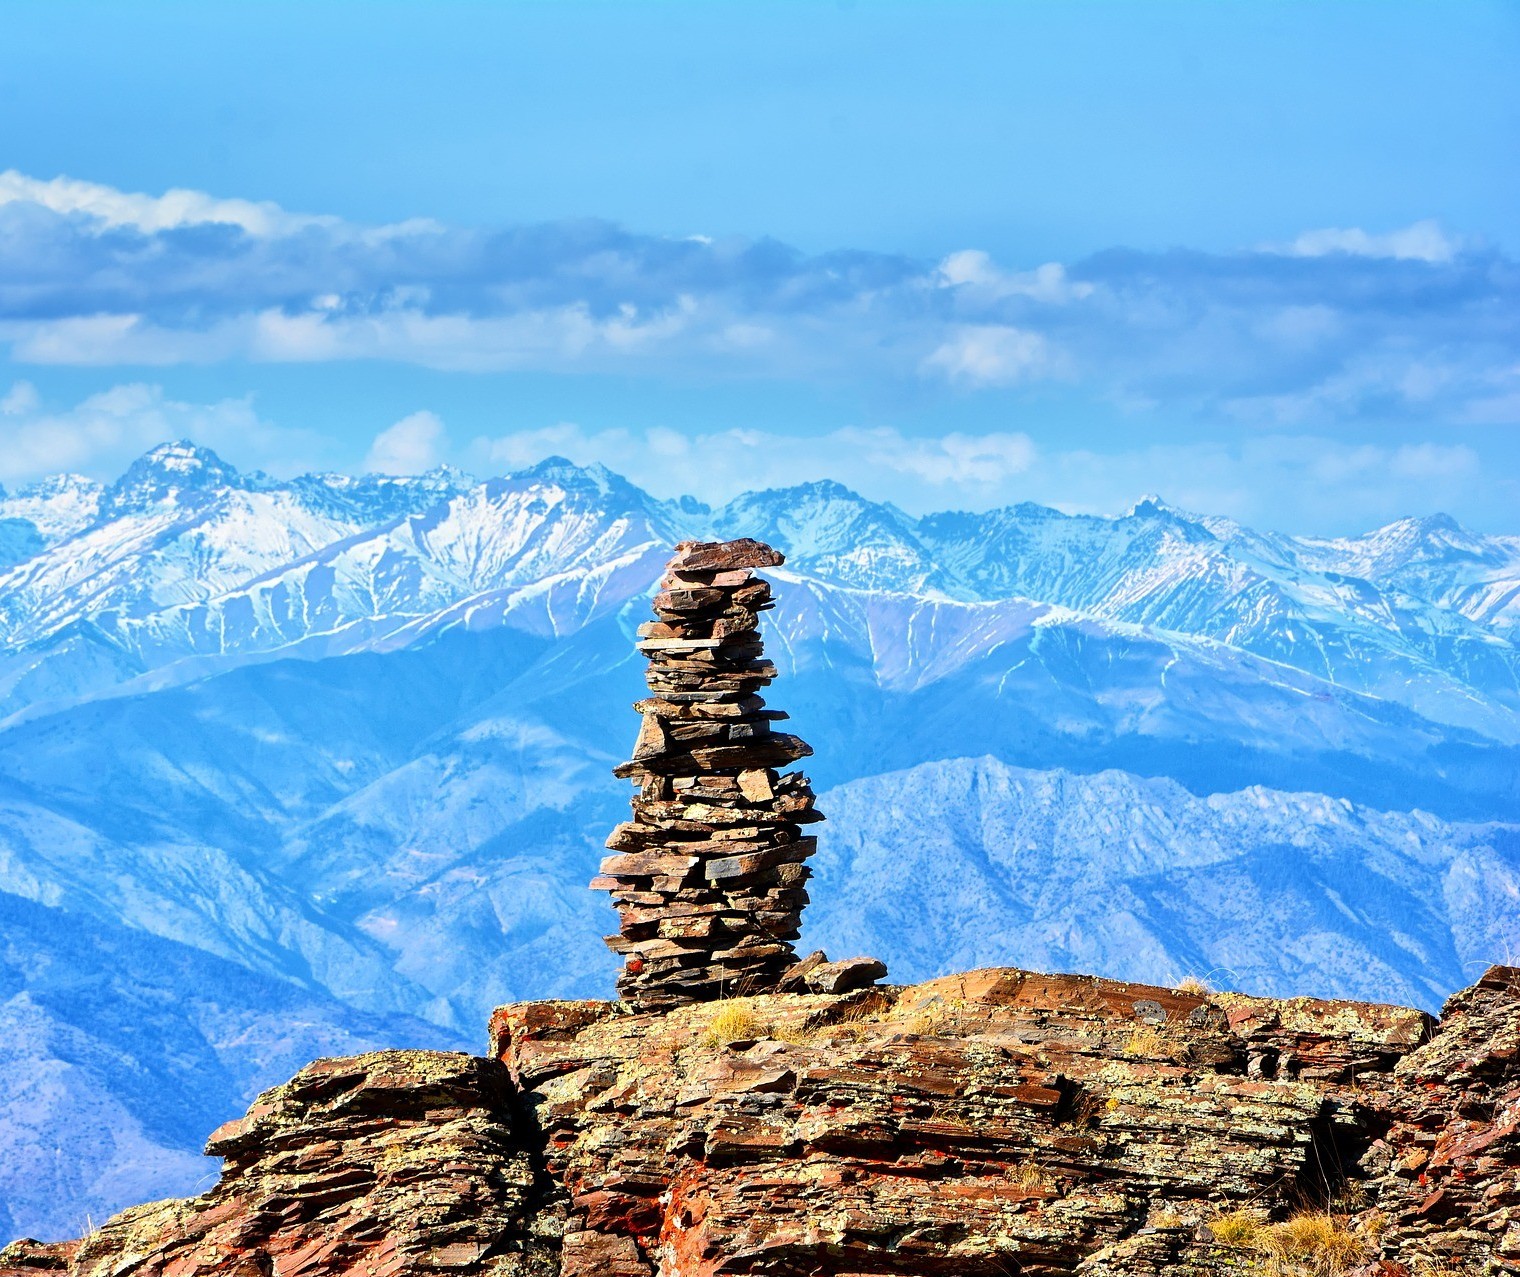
[7,963,1516,1275]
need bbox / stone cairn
[592,538,824,1009]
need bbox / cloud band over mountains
[2,171,1517,429]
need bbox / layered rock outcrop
[8,537,1517,1275]
[490,969,1440,1276]
[8,964,1518,1276]
[0,1052,561,1277]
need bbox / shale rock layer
[0,1052,560,1277]
[7,965,1519,1276]
[491,970,1451,1276]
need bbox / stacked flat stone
[592,538,821,1009]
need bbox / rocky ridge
[5,963,1516,1276]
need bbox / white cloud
[922,325,1058,387]
[2,313,241,365]
[0,172,1511,431]
[936,251,1093,303]
[844,427,1036,485]
[364,411,448,475]
[474,422,1036,507]
[0,383,325,485]
[2,301,708,373]
[0,169,334,237]
[1,380,39,416]
[1217,345,1509,427]
[1280,219,1460,263]
[1253,305,1342,349]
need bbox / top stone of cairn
[666,538,785,573]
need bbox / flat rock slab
[670,539,786,572]
[802,955,889,994]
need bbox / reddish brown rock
[10,965,1518,1277]
[488,967,1485,1277]
[667,539,785,573]
[1353,965,1520,1270]
[0,1051,560,1277]
[797,955,889,994]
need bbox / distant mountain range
[1,440,1517,1241]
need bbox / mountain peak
[1361,511,1478,549]
[733,478,870,507]
[1417,511,1462,533]
[1407,511,1481,546]
[1125,494,1188,520]
[508,456,644,504]
[418,463,476,487]
[515,455,609,484]
[1331,510,1498,571]
[1122,494,1219,544]
[145,439,228,470]
[16,471,102,499]
[102,439,247,515]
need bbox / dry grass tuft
[1209,1208,1268,1249]
[1210,1207,1371,1276]
[759,992,897,1045]
[1260,1211,1367,1274]
[1175,974,1213,996]
[767,1017,816,1045]
[700,1001,765,1047]
[1007,1159,1056,1189]
[1122,1026,1180,1059]
[905,1010,945,1036]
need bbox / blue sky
[1,0,1517,533]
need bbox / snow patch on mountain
[1298,514,1520,634]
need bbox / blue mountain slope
[806,757,1520,1011]
[0,890,459,1242]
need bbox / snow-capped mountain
[1297,512,1520,635]
[1,440,1518,1240]
[0,473,102,547]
